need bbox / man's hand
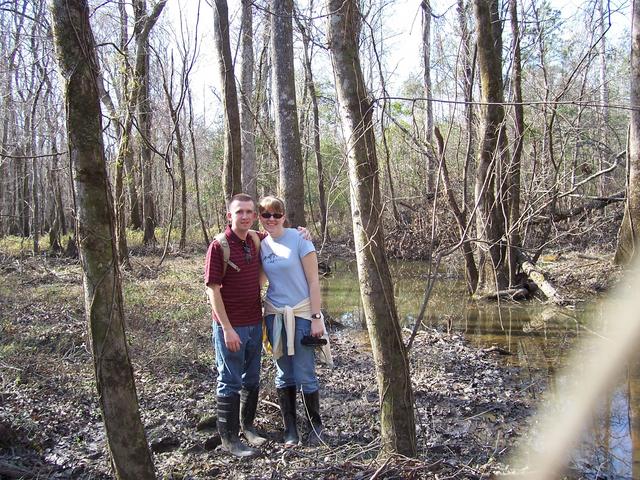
[223,326,242,352]
[297,226,312,241]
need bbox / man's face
[227,200,257,232]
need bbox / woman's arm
[301,251,323,337]
[259,266,268,288]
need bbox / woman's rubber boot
[302,390,323,446]
[276,387,299,446]
[240,388,267,446]
[217,395,260,457]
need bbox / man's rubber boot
[302,390,323,446]
[240,388,267,446]
[217,395,260,457]
[276,386,299,446]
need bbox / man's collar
[227,225,247,244]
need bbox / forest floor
[0,216,625,479]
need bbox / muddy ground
[0,231,622,479]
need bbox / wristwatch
[311,313,322,319]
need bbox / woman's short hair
[258,196,285,214]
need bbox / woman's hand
[311,318,324,337]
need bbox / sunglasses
[241,241,252,264]
[260,212,284,219]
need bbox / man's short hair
[228,193,255,209]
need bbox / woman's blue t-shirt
[261,228,315,308]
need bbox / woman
[258,196,325,446]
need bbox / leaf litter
[1,254,550,479]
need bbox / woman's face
[259,208,285,235]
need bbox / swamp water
[320,260,639,479]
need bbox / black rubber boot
[302,390,323,446]
[240,388,267,446]
[276,387,299,446]
[217,395,260,457]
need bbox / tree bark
[240,0,258,201]
[0,2,26,237]
[117,0,143,233]
[271,0,306,227]
[615,0,640,264]
[213,0,242,202]
[187,87,210,246]
[597,0,611,195]
[473,0,509,292]
[327,0,416,457]
[507,0,524,286]
[421,0,436,195]
[109,0,134,268]
[49,1,155,478]
[133,0,165,246]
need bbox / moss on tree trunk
[50,1,155,478]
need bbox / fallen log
[516,250,565,304]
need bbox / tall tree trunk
[240,0,258,201]
[458,0,476,211]
[473,0,509,293]
[118,0,142,233]
[187,87,210,246]
[422,0,436,195]
[20,153,30,237]
[295,8,329,241]
[213,0,242,201]
[132,0,166,246]
[327,0,416,457]
[598,0,610,195]
[161,59,188,251]
[615,0,640,264]
[134,0,157,246]
[507,0,523,286]
[29,5,47,254]
[109,0,133,268]
[49,130,64,253]
[271,0,306,227]
[0,1,27,237]
[49,1,155,478]
[256,16,275,194]
[31,157,40,253]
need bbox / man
[204,193,265,458]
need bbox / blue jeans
[265,314,319,394]
[213,322,262,397]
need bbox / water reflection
[321,259,640,478]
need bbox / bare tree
[473,0,509,292]
[271,0,306,227]
[161,52,188,251]
[507,0,524,285]
[422,0,435,194]
[213,0,242,201]
[614,0,640,264]
[49,0,155,477]
[240,0,258,201]
[294,5,329,241]
[187,87,210,246]
[133,0,167,246]
[327,0,416,457]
